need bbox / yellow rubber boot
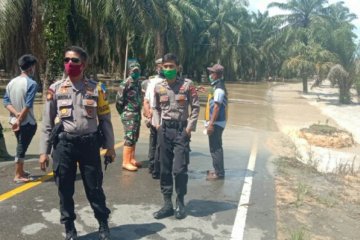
[122,146,137,171]
[130,145,142,168]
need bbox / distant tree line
[0,0,359,103]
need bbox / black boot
[64,222,77,240]
[174,195,186,219]
[153,195,174,219]
[98,220,111,240]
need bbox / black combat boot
[98,220,111,240]
[174,195,186,219]
[64,222,77,240]
[153,195,174,219]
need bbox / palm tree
[0,0,33,74]
[42,0,70,92]
[312,1,358,103]
[268,0,328,92]
[282,39,336,87]
[186,0,247,81]
[327,62,358,104]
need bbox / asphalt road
[0,82,278,240]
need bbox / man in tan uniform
[152,53,200,220]
[39,46,115,240]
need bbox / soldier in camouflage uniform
[116,62,143,171]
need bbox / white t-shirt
[206,88,226,128]
[144,76,163,126]
[144,76,163,107]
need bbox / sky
[248,0,360,41]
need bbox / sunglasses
[64,57,81,63]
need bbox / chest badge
[60,108,68,115]
[86,108,93,115]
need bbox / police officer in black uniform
[39,46,115,240]
[152,53,200,219]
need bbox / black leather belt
[162,120,187,129]
[58,132,98,143]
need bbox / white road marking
[231,135,258,240]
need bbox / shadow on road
[78,222,165,240]
[189,151,209,157]
[187,199,237,217]
[0,154,40,162]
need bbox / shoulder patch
[97,82,107,101]
[51,79,64,89]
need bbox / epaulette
[50,79,64,90]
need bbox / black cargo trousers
[52,132,110,225]
[208,125,225,177]
[148,125,160,174]
[158,120,190,198]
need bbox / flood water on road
[225,82,277,131]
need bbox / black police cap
[18,54,37,71]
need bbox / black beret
[18,54,37,71]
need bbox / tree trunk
[155,30,165,58]
[339,88,351,104]
[302,77,308,93]
[30,0,44,93]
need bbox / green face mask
[208,75,213,82]
[131,72,140,80]
[163,69,177,80]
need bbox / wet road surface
[0,82,278,240]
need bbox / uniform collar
[65,76,89,92]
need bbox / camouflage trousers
[121,111,141,146]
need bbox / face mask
[131,72,140,80]
[28,66,36,78]
[65,63,83,77]
[163,69,177,80]
[208,75,213,82]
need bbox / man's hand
[196,86,206,93]
[11,119,20,132]
[105,148,116,162]
[39,154,49,171]
[143,109,153,119]
[185,128,192,138]
[207,124,214,135]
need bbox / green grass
[290,228,309,240]
[301,123,345,136]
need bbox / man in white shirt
[143,58,163,179]
[3,54,38,183]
